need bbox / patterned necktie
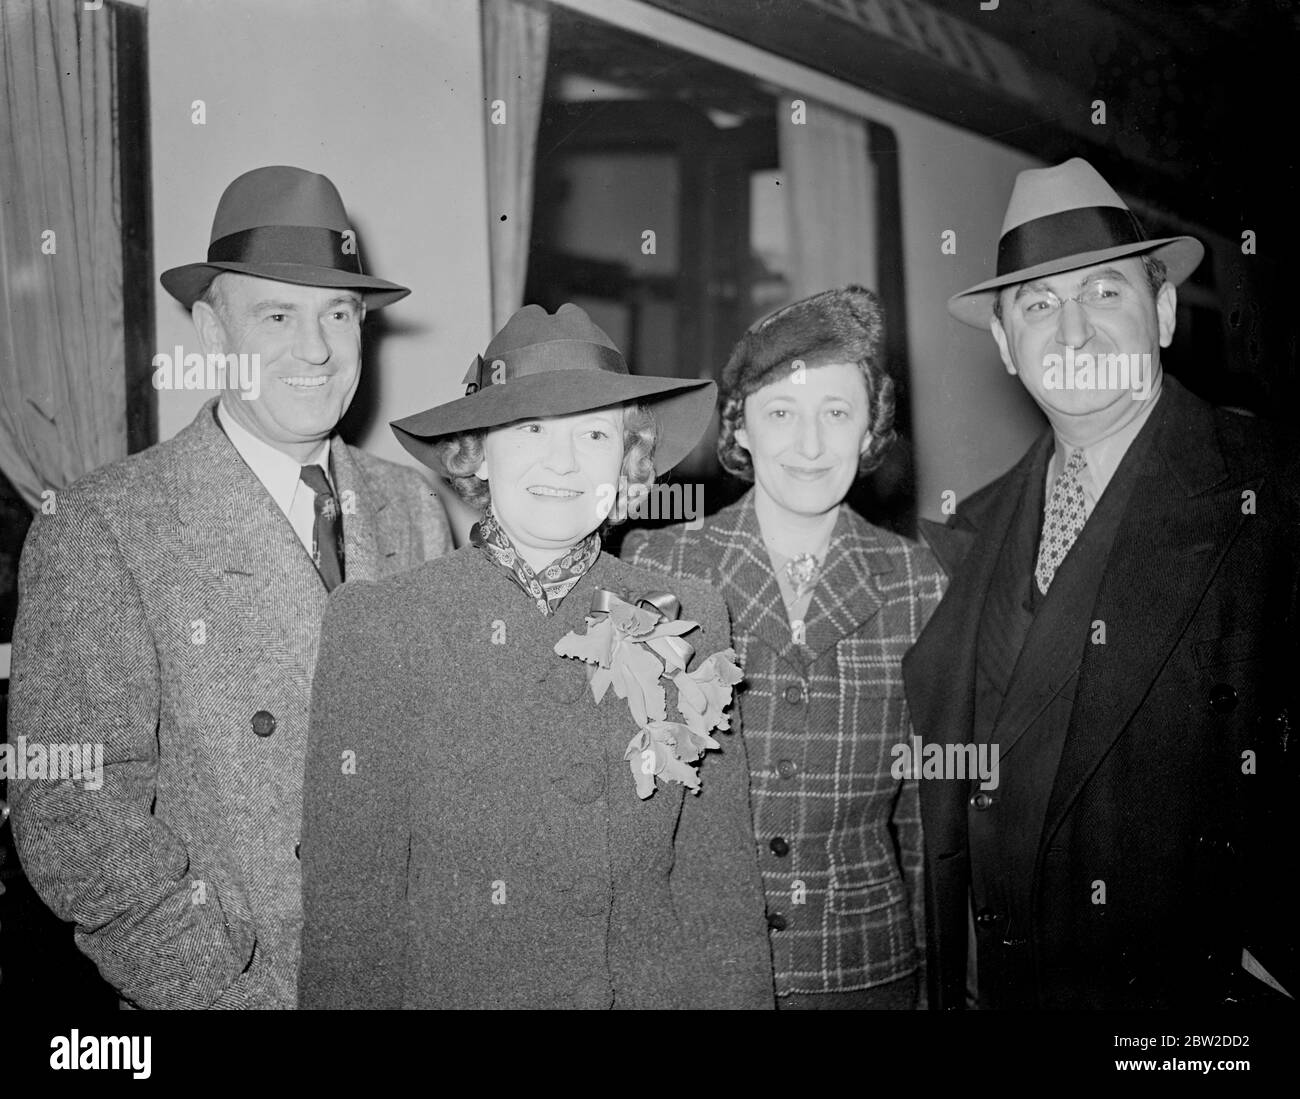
[299,464,344,592]
[1034,447,1087,595]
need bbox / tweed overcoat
[622,490,945,997]
[297,547,775,1009]
[6,398,451,1008]
[902,376,1300,1009]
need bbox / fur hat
[720,285,885,407]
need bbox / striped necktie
[299,463,344,591]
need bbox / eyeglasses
[1013,276,1132,325]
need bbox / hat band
[206,225,362,274]
[997,205,1148,277]
[464,341,627,395]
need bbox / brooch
[555,588,742,799]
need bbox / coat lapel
[903,437,1050,857]
[801,507,892,661]
[711,492,805,673]
[1041,381,1251,844]
[173,399,327,692]
[330,436,399,583]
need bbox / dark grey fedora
[160,165,409,309]
[392,304,717,476]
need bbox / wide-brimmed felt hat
[392,303,717,476]
[160,165,410,309]
[948,157,1204,327]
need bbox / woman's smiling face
[477,405,626,567]
[735,361,872,520]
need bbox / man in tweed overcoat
[6,167,451,1008]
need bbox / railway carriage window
[519,4,916,532]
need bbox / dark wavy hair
[433,401,658,530]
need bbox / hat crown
[484,303,623,364]
[208,165,351,244]
[1000,157,1128,236]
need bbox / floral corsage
[554,588,743,799]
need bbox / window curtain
[481,0,550,330]
[777,95,878,299]
[0,0,126,511]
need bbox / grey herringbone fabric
[7,398,451,1008]
[623,489,945,998]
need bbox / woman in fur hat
[623,286,945,1009]
[297,303,773,1009]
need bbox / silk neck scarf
[470,504,602,616]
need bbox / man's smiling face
[990,256,1176,422]
[193,272,365,455]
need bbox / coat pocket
[828,871,905,917]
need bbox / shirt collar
[1049,383,1163,506]
[217,398,331,514]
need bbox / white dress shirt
[1045,385,1163,518]
[217,399,332,556]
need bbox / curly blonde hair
[434,402,658,530]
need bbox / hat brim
[946,236,1204,328]
[392,372,718,477]
[160,261,410,310]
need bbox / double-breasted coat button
[769,836,790,857]
[782,684,804,704]
[251,710,277,737]
[777,759,799,779]
[1208,684,1238,714]
[767,911,788,931]
[969,791,996,810]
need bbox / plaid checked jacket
[622,488,945,997]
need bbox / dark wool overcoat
[297,547,775,1009]
[903,377,1300,1009]
[7,398,451,1008]
[623,489,945,998]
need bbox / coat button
[777,759,799,779]
[969,791,996,810]
[782,684,804,704]
[251,710,277,737]
[767,911,788,931]
[769,836,790,857]
[1209,684,1238,714]
[294,842,301,860]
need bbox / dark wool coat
[903,377,1300,1009]
[7,399,451,1008]
[297,547,775,1009]
[623,490,945,998]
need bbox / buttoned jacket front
[623,489,945,996]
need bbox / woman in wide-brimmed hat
[624,286,945,1009]
[297,303,774,1009]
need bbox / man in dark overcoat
[903,158,1298,1009]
